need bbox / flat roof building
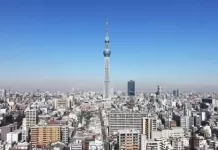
[117,129,140,150]
[30,125,61,147]
[109,110,147,135]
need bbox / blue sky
[0,0,218,91]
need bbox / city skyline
[1,0,218,92]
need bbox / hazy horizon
[1,79,218,92]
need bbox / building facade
[117,129,140,150]
[30,125,61,147]
[142,117,157,140]
[141,134,162,150]
[25,108,38,127]
[61,125,69,145]
[0,123,17,142]
[127,80,135,96]
[6,130,22,143]
[109,111,147,135]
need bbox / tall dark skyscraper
[156,85,162,96]
[173,89,180,97]
[128,80,135,96]
[177,89,180,97]
[173,90,177,97]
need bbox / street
[99,109,109,150]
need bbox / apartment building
[109,110,147,135]
[25,108,38,127]
[142,117,157,140]
[117,129,140,150]
[30,125,61,147]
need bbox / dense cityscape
[0,19,218,150]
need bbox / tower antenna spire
[106,19,109,37]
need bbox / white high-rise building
[0,89,6,98]
[103,19,111,99]
[180,116,189,130]
[22,118,29,141]
[180,116,194,130]
[201,112,206,121]
[25,108,38,127]
[6,130,21,143]
[142,117,157,140]
[61,125,69,144]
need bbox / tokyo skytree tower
[103,19,111,99]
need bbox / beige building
[30,125,61,147]
[117,129,140,150]
[142,117,157,140]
